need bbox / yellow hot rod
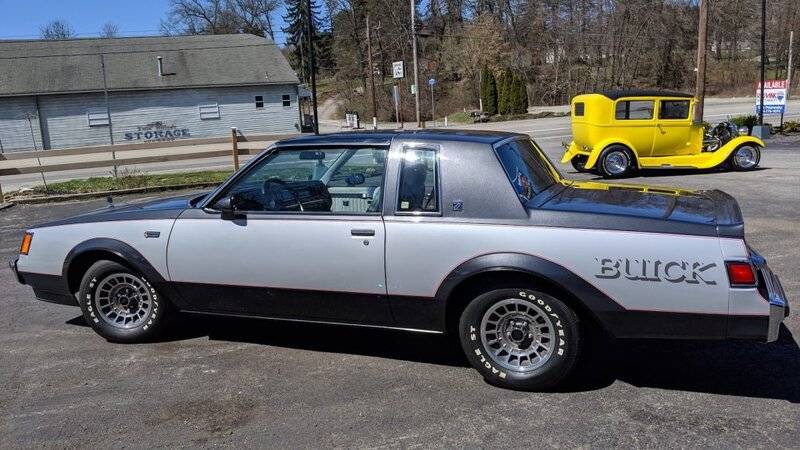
[560,90,765,178]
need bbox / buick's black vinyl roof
[277,129,526,146]
[598,90,694,100]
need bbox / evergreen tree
[283,0,326,85]
[516,75,529,114]
[497,68,513,115]
[480,66,497,115]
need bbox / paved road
[0,134,798,447]
[3,97,799,192]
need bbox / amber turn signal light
[19,232,33,255]
[726,261,756,286]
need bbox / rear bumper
[9,258,77,306]
[750,249,789,343]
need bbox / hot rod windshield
[494,139,560,202]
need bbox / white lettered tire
[78,260,171,343]
[459,288,580,390]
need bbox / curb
[0,202,15,210]
[7,181,221,205]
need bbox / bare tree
[231,0,280,40]
[161,0,279,38]
[40,19,75,40]
[100,22,120,38]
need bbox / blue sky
[0,0,290,43]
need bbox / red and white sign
[755,80,788,115]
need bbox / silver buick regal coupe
[11,130,789,390]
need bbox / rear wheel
[597,145,635,178]
[459,288,580,390]
[728,144,761,171]
[78,260,171,343]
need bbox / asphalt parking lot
[1,135,798,448]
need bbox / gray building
[0,34,301,152]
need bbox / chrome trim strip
[182,310,444,334]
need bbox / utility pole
[410,0,422,128]
[693,0,708,124]
[366,14,378,130]
[788,31,794,99]
[758,0,767,126]
[306,0,319,134]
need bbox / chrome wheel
[734,145,759,169]
[480,298,556,372]
[602,150,629,176]
[94,273,153,329]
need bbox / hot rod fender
[561,137,640,170]
[703,136,766,169]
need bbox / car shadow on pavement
[581,166,770,180]
[67,315,799,400]
[560,325,800,402]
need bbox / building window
[255,95,264,108]
[615,100,653,120]
[87,109,110,127]
[282,94,291,107]
[199,103,220,120]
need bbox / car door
[166,145,392,325]
[611,98,656,156]
[652,99,693,157]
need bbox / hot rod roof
[596,90,694,100]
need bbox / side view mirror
[217,194,243,220]
[345,172,366,186]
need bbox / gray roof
[0,34,299,97]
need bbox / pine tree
[497,68,513,115]
[516,75,529,114]
[480,66,497,115]
[283,0,325,85]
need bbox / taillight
[726,261,756,286]
[20,232,33,255]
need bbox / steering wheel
[261,177,304,212]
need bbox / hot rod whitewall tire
[458,288,580,391]
[77,260,171,343]
[597,145,635,178]
[728,144,761,171]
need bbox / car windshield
[495,139,559,203]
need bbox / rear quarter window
[495,140,557,202]
[573,102,585,116]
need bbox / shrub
[731,114,758,132]
[781,120,800,133]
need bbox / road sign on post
[755,80,788,115]
[392,61,405,79]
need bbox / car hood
[538,180,743,229]
[32,192,206,228]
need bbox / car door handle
[350,229,375,237]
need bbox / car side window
[659,100,690,120]
[573,102,585,116]
[397,147,439,213]
[216,147,387,214]
[615,100,654,120]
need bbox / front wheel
[78,260,171,343]
[728,144,761,171]
[459,288,580,390]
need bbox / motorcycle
[704,119,749,152]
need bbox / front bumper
[9,258,24,284]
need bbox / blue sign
[428,78,436,86]
[755,105,786,115]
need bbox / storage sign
[124,122,190,142]
[755,80,787,115]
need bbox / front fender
[689,136,766,170]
